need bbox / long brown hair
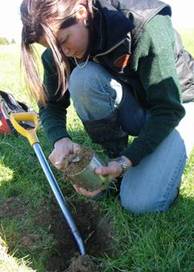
[20,0,92,105]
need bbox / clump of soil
[0,197,27,218]
[63,147,109,191]
[46,199,117,272]
[19,234,40,249]
[65,255,100,272]
[64,147,93,176]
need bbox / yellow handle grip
[10,112,39,146]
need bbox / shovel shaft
[33,143,85,255]
[10,112,85,255]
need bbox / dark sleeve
[39,49,71,146]
[121,15,185,165]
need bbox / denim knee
[69,61,111,99]
[120,185,180,215]
[120,186,160,214]
[119,129,187,215]
[69,61,119,120]
[69,62,93,101]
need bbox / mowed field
[0,29,194,272]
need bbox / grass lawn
[0,29,194,272]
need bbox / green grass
[0,29,194,272]
[180,29,194,54]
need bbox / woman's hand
[95,156,132,179]
[73,161,125,197]
[49,137,81,171]
[72,185,104,198]
[73,156,132,197]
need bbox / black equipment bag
[0,90,34,134]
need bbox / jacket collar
[90,0,134,57]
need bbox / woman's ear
[75,4,88,21]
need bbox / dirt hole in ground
[46,199,117,272]
[0,180,118,271]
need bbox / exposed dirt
[0,196,117,272]
[0,197,27,218]
[46,199,117,272]
[19,234,40,249]
[65,254,100,272]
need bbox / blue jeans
[69,61,194,214]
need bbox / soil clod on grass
[0,197,26,218]
[65,254,101,272]
[46,199,116,272]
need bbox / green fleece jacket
[40,15,185,165]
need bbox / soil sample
[64,147,111,191]
[64,147,94,176]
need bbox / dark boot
[83,110,128,158]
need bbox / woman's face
[56,20,89,59]
[39,5,90,59]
